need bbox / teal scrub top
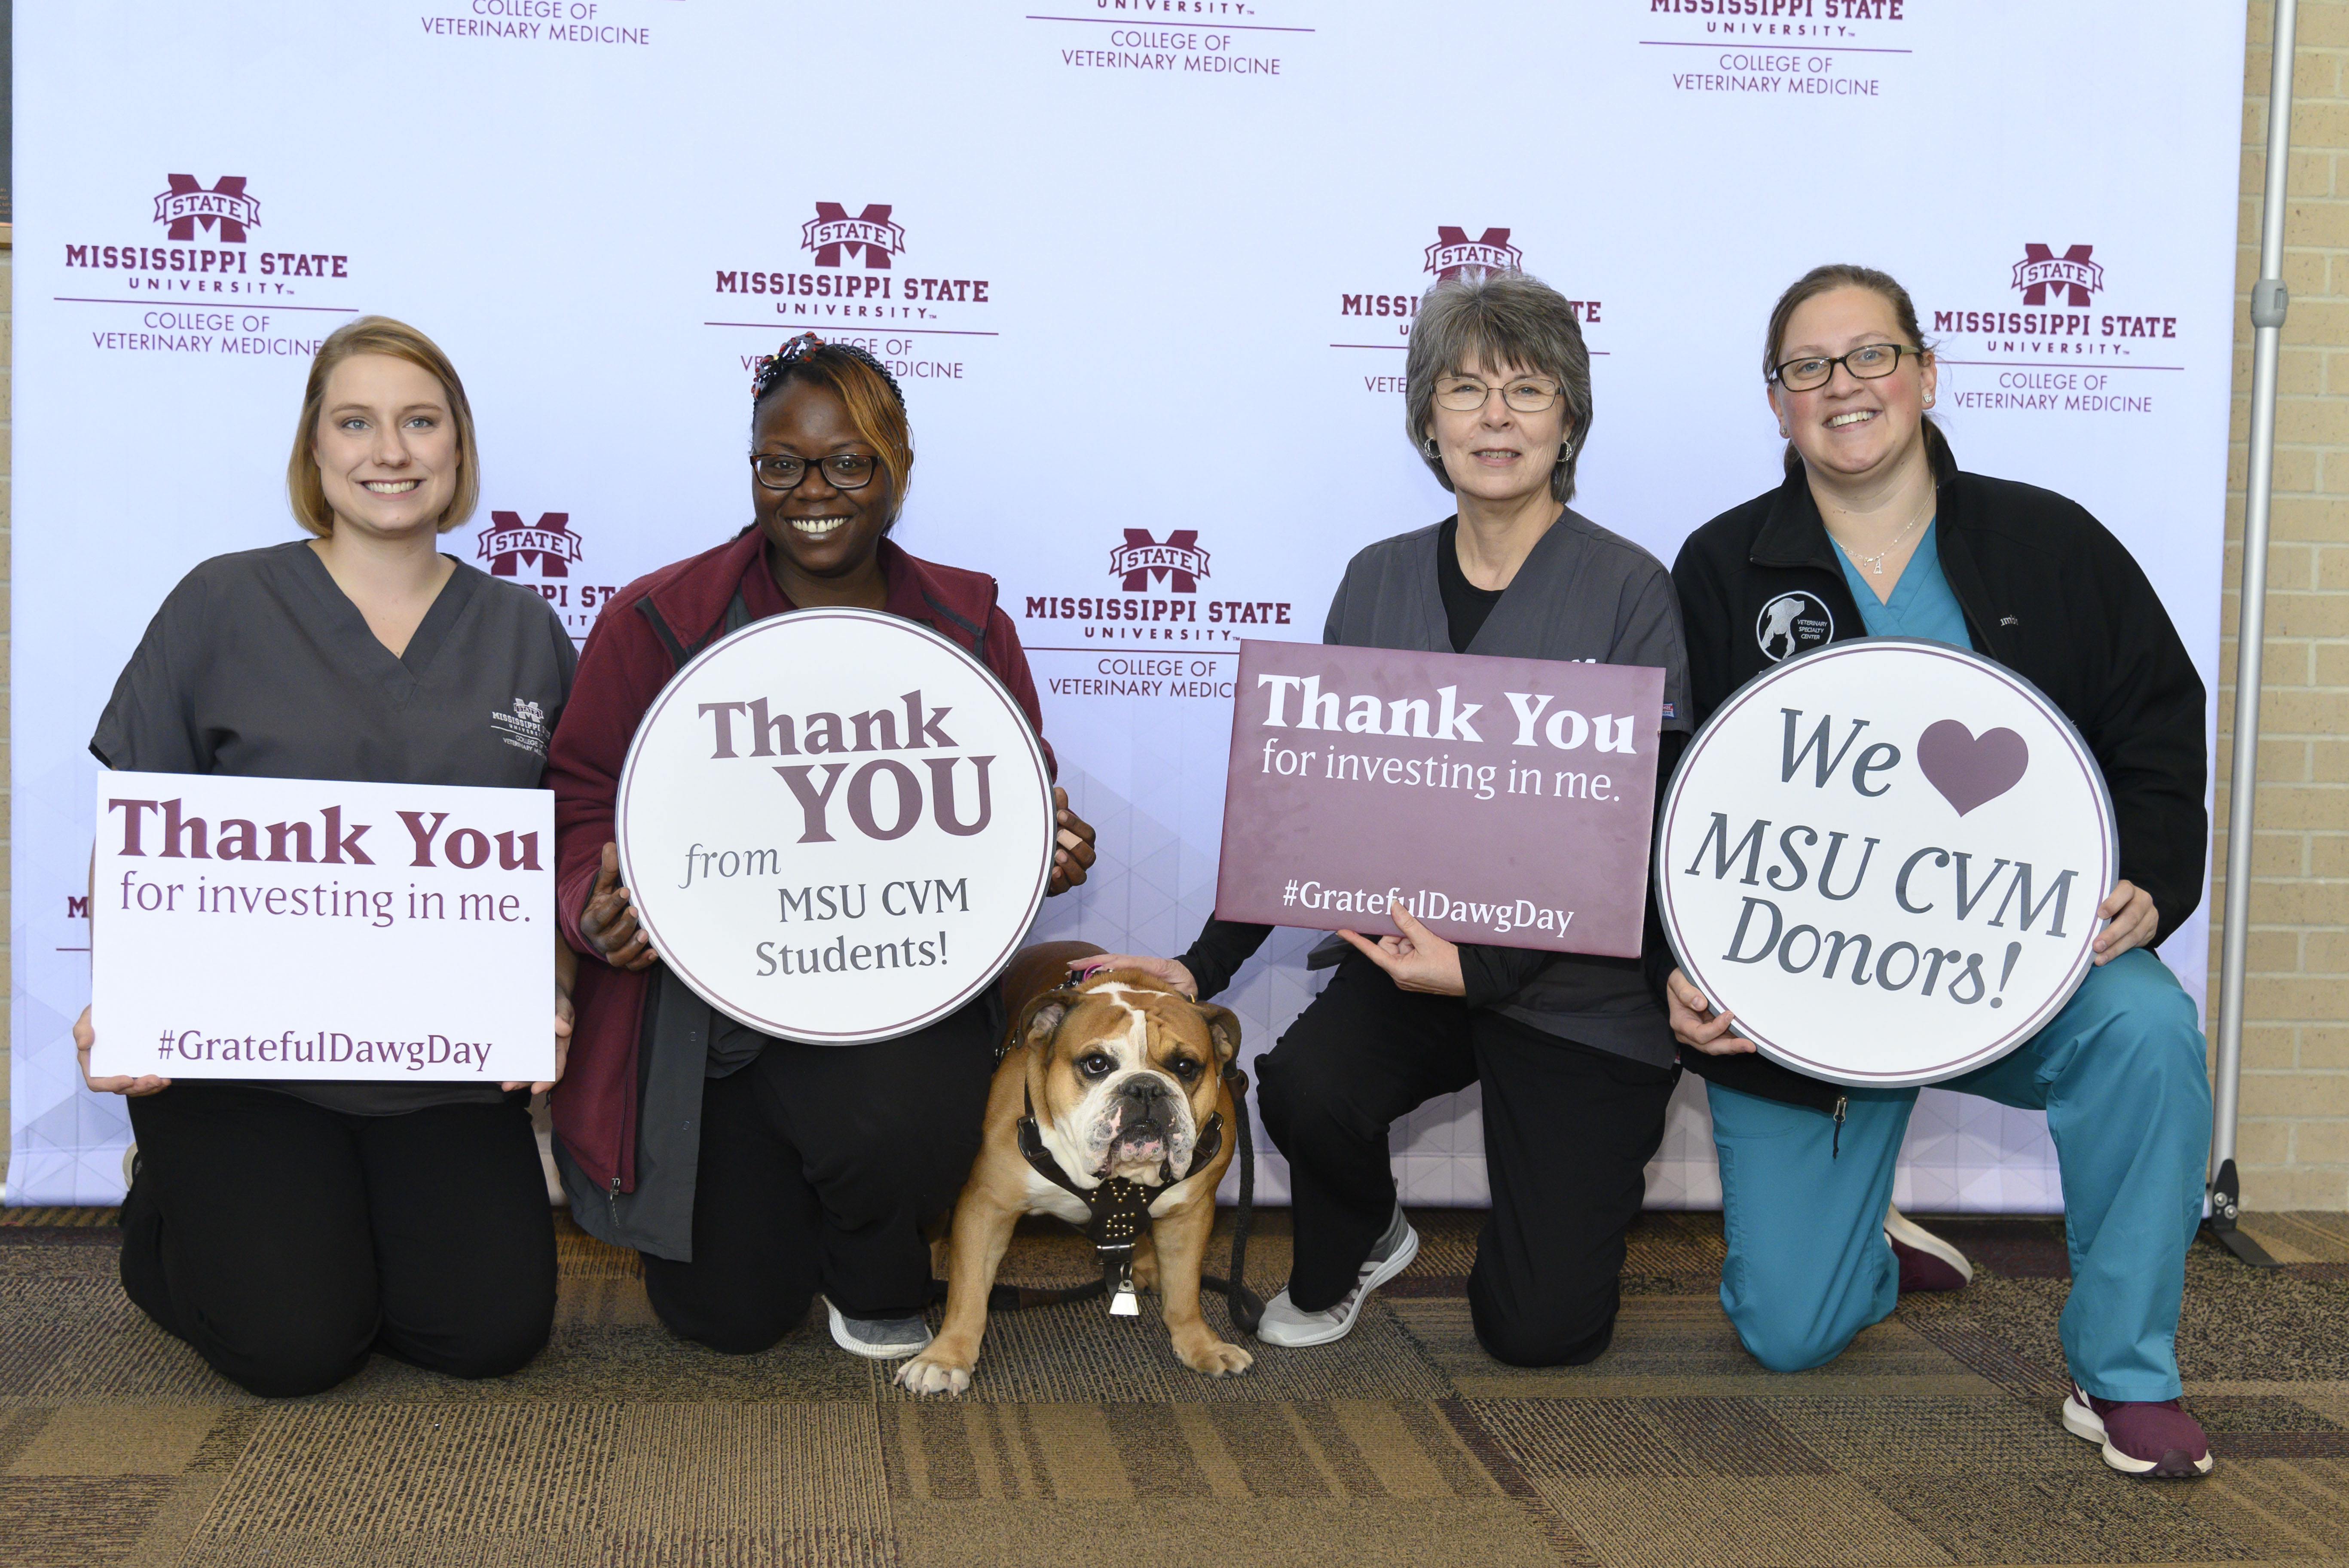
[1835,520,1976,650]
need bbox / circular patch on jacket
[1755,591,1835,662]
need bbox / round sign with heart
[1655,637,2117,1087]
[616,607,1056,1045]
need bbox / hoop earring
[1422,438,1440,459]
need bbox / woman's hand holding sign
[1666,968,1755,1056]
[1064,953,1199,997]
[73,1006,171,1097]
[581,842,659,972]
[1340,899,1467,996]
[74,847,170,1097]
[1045,787,1097,897]
[2093,880,2156,964]
[504,940,577,1094]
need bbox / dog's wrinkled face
[1020,972,1241,1186]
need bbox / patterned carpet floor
[0,1207,2343,1567]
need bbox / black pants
[1256,957,1678,1367]
[640,1001,997,1353]
[120,1083,556,1397]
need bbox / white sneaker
[823,1297,933,1360]
[1255,1207,1419,1348]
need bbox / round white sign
[1656,638,2117,1088]
[616,607,1055,1045]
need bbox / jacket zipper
[1832,1095,1847,1158]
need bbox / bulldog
[896,954,1254,1394]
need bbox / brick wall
[2223,1,2349,1210]
[1,242,13,1159]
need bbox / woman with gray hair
[1083,270,1691,1365]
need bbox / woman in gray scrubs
[1090,271,1693,1364]
[74,317,578,1397]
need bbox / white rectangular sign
[89,772,555,1083]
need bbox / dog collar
[1019,1082,1223,1315]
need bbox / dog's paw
[1174,1336,1254,1377]
[894,1353,973,1396]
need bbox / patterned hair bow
[750,331,907,411]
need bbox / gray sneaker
[1254,1205,1419,1348]
[823,1297,933,1360]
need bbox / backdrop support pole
[2209,0,2299,1269]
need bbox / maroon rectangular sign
[1215,641,1666,958]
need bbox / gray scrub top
[1322,512,1693,1067]
[91,540,578,1114]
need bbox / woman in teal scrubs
[1667,265,2216,1479]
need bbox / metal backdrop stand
[2209,0,2300,1269]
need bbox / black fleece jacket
[1669,468,2207,1113]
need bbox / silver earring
[1422,438,1440,458]
[1777,425,1789,437]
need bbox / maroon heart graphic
[1916,720,2029,816]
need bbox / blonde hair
[287,315,480,537]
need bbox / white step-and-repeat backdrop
[12,2,2244,1209]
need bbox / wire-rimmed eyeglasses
[1432,376,1564,414]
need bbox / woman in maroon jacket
[544,335,1095,1361]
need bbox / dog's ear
[1193,1003,1242,1064]
[1014,989,1078,1058]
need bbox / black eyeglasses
[750,452,879,492]
[1771,343,1917,392]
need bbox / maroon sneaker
[1886,1205,1973,1292]
[2062,1382,2213,1477]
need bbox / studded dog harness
[992,966,1261,1331]
[1017,1081,1226,1315]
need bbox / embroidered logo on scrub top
[491,698,551,756]
[1755,592,1834,663]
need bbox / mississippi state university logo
[1338,226,1597,346]
[1755,592,1834,662]
[1108,529,1211,593]
[1425,226,1521,281]
[1023,525,1288,652]
[475,510,617,643]
[63,171,352,330]
[490,697,552,757]
[803,203,906,269]
[1929,244,2179,401]
[713,201,988,337]
[2012,245,2103,307]
[478,511,584,578]
[153,175,260,241]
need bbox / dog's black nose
[1118,1077,1174,1121]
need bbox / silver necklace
[1836,510,1928,576]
